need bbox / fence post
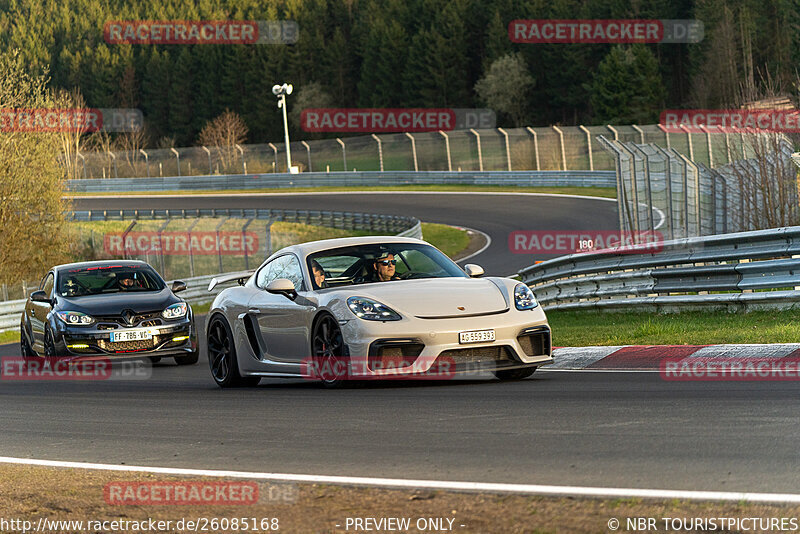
[438,130,452,171]
[139,149,150,178]
[578,125,593,171]
[201,146,212,174]
[552,125,566,171]
[469,129,483,171]
[497,127,512,171]
[525,127,541,171]
[657,124,671,150]
[680,124,694,161]
[215,217,230,273]
[187,219,200,277]
[405,133,418,171]
[108,150,118,178]
[631,124,645,144]
[268,143,279,172]
[171,147,181,176]
[606,124,619,141]
[371,134,384,172]
[235,144,246,174]
[121,220,137,260]
[699,125,713,168]
[242,218,255,270]
[77,152,87,178]
[157,219,170,277]
[336,138,347,171]
[265,221,273,258]
[301,141,312,172]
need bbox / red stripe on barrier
[587,345,707,369]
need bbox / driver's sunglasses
[378,259,397,266]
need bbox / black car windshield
[58,265,165,296]
[307,243,468,288]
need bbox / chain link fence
[74,124,751,178]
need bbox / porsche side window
[270,255,305,290]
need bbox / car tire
[207,315,259,388]
[20,326,36,358]
[44,327,59,360]
[311,313,350,388]
[493,366,537,381]
[174,350,199,366]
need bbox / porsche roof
[282,235,427,256]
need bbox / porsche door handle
[248,308,260,314]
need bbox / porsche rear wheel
[494,366,537,380]
[207,315,259,388]
[312,314,349,388]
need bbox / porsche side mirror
[266,278,297,300]
[464,264,484,278]
[171,280,187,293]
[30,290,50,303]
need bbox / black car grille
[439,346,516,364]
[95,312,164,329]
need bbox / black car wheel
[19,328,35,358]
[207,315,258,387]
[493,366,537,381]
[312,314,349,387]
[44,327,58,359]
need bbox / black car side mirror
[30,290,52,305]
[171,281,187,293]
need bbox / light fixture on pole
[272,83,296,173]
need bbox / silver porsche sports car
[205,236,552,387]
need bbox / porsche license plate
[459,329,495,344]
[110,329,154,343]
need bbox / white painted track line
[1,456,799,503]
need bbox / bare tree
[196,109,249,173]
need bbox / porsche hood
[349,278,508,318]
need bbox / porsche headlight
[347,297,401,321]
[162,302,188,319]
[56,311,94,326]
[514,284,538,310]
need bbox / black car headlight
[347,297,401,321]
[56,311,95,326]
[514,284,539,310]
[162,303,188,319]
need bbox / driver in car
[118,273,142,290]
[369,251,400,282]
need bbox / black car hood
[56,288,180,315]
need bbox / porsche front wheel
[207,316,259,388]
[312,314,349,388]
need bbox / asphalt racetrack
[2,192,796,495]
[71,191,620,275]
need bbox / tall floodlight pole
[272,83,294,173]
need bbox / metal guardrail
[69,208,422,238]
[519,227,800,312]
[65,170,616,193]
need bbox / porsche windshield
[308,243,468,288]
[58,265,165,296]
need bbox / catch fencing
[68,124,742,178]
[599,134,799,241]
[519,227,800,312]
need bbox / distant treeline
[1,0,796,145]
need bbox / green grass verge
[69,185,617,199]
[548,309,800,347]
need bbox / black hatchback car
[20,260,198,364]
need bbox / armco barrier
[519,226,800,312]
[66,170,616,193]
